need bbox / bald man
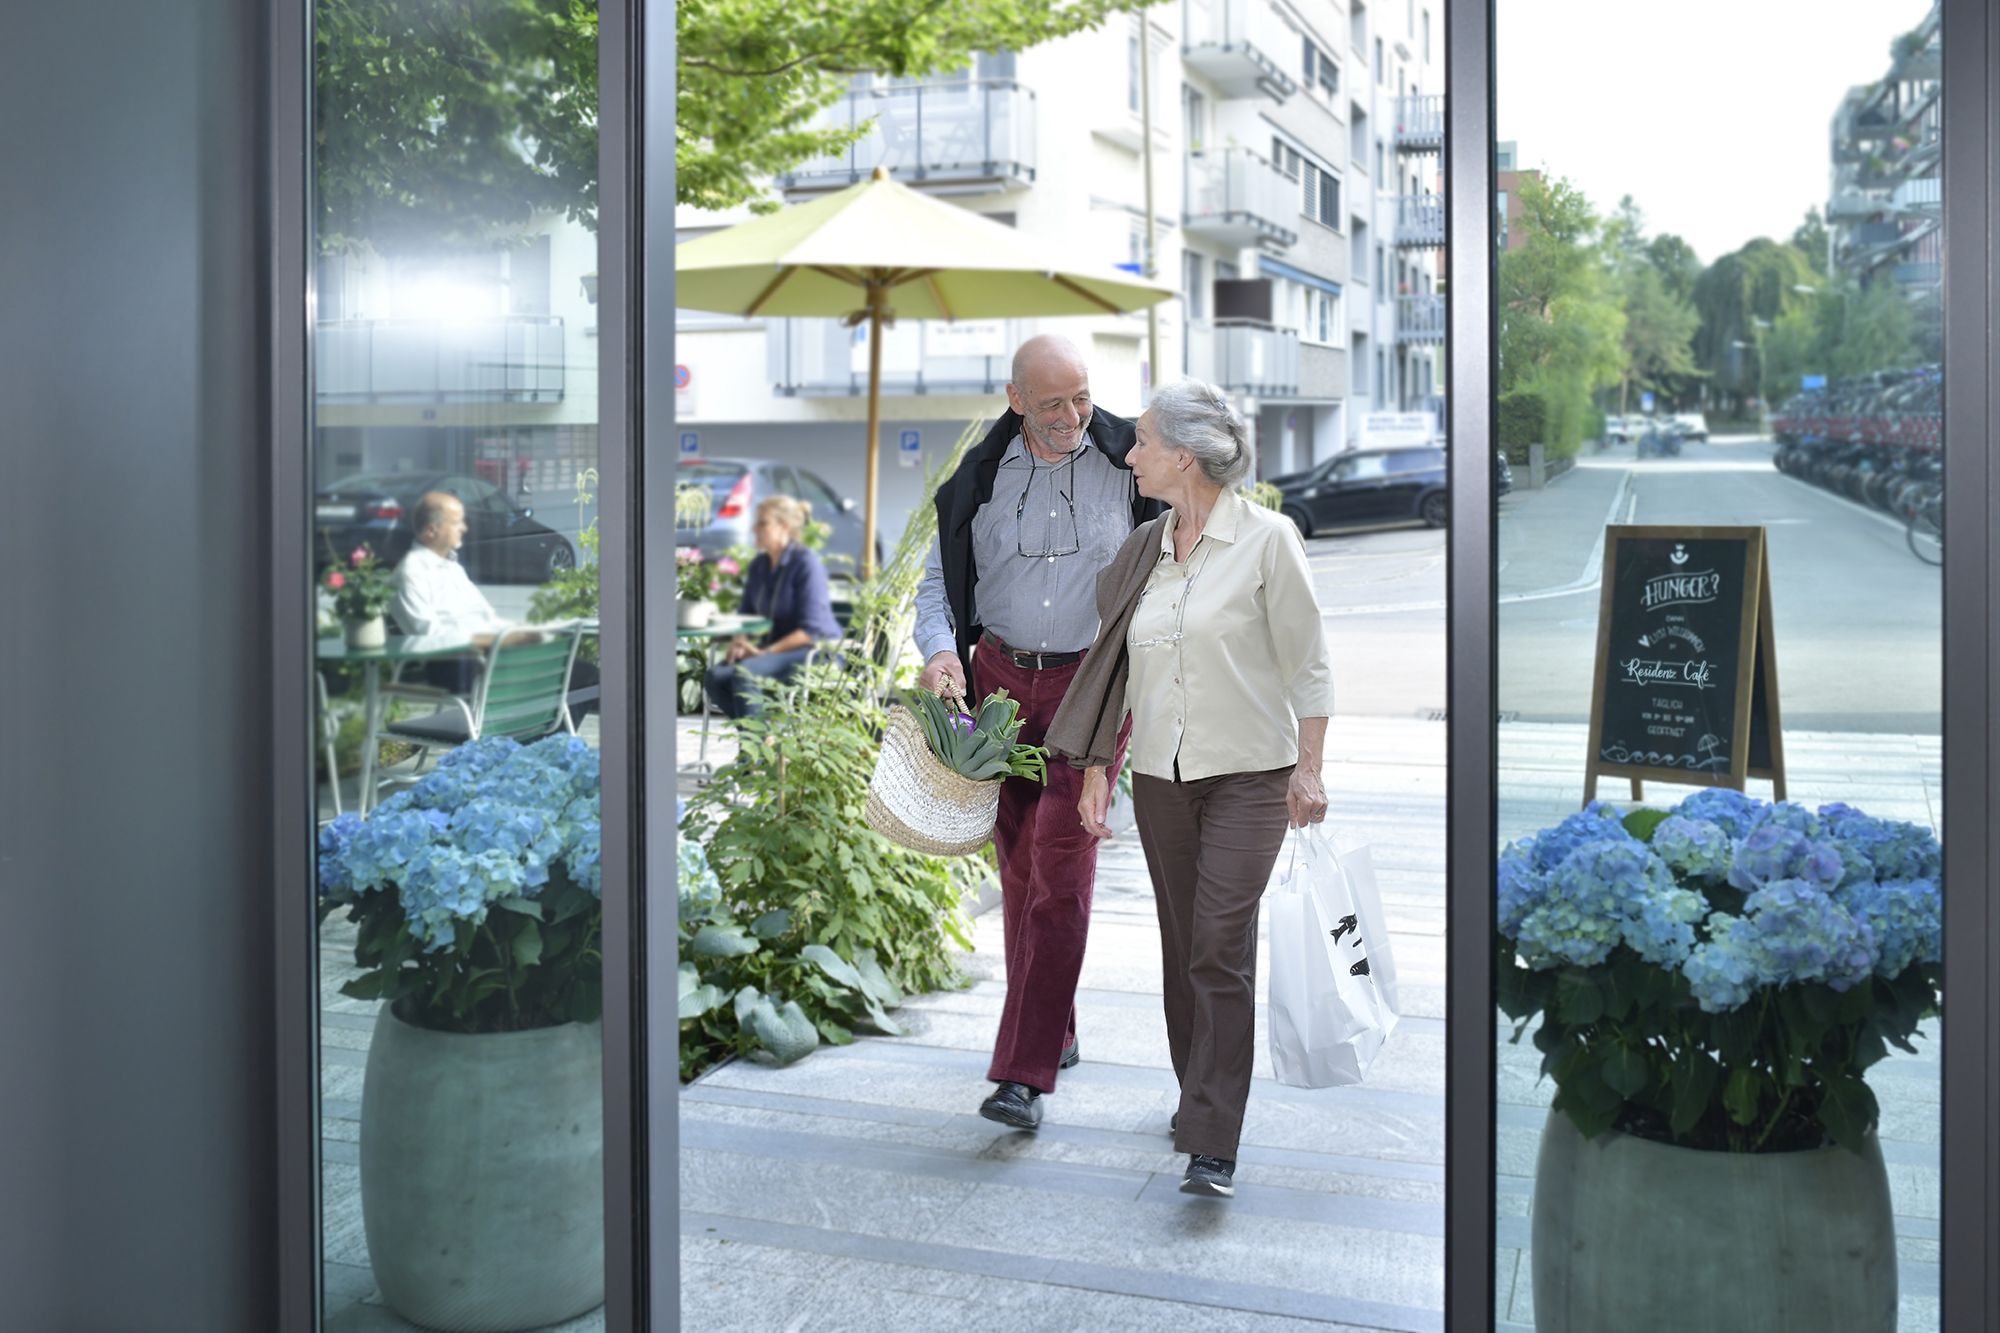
[913,334,1165,1129]
[393,490,506,638]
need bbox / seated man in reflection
[393,491,508,638]
[393,490,512,693]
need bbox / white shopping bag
[1265,824,1399,1088]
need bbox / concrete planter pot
[676,598,716,630]
[360,1008,604,1332]
[1531,1110,1896,1332]
[344,615,387,650]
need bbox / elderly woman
[1047,379,1334,1199]
[703,494,842,719]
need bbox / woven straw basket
[864,706,1002,857]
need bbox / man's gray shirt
[914,435,1138,661]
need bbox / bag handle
[1273,820,1345,892]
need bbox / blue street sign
[1801,374,1827,390]
[674,363,691,390]
[679,431,699,457]
[898,429,922,468]
[1640,391,1655,413]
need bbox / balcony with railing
[768,316,1022,397]
[1182,0,1297,101]
[1184,320,1299,396]
[1183,149,1299,249]
[1396,294,1445,345]
[1395,193,1444,247]
[774,79,1036,196]
[1394,93,1443,152]
[315,317,565,403]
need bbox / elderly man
[914,333,1164,1129]
[393,490,507,637]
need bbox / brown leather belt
[980,631,1083,670]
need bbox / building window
[1183,85,1206,151]
[1353,331,1370,391]
[1319,170,1340,227]
[1183,250,1205,319]
[1303,37,1339,102]
[1128,28,1141,113]
[1375,138,1385,180]
[1351,216,1369,281]
[1351,103,1369,167]
[1351,0,1367,53]
[1375,37,1384,84]
[1376,241,1386,289]
[1273,138,1302,182]
[1423,10,1431,62]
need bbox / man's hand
[1077,766,1114,841]
[917,650,966,702]
[1286,763,1330,829]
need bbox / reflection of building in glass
[1826,2,1940,293]
[675,3,1443,535]
[313,218,602,575]
[1494,140,1538,254]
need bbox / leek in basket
[908,688,1049,783]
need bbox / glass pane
[1494,2,1943,1327]
[312,3,606,1327]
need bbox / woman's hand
[1077,766,1114,841]
[1286,763,1329,828]
[724,635,760,664]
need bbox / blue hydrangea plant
[317,735,604,1033]
[1496,794,1941,1154]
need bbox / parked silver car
[675,457,879,578]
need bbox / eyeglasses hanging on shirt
[1014,449,1081,560]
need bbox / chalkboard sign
[1583,526,1786,804]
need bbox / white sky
[1495,0,1932,264]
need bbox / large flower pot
[1530,1110,1896,1332]
[676,598,716,630]
[360,1008,604,1332]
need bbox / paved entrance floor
[319,712,1939,1330]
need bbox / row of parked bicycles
[1769,369,1943,565]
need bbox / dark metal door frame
[1443,1,1998,1326]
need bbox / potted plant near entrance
[323,544,398,649]
[318,734,605,1332]
[1498,790,1941,1332]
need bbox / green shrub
[1497,390,1548,461]
[678,661,981,1079]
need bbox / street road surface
[1307,435,1942,735]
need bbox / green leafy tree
[1645,233,1702,303]
[316,0,599,254]
[1599,198,1700,416]
[1760,274,1917,402]
[1690,238,1818,416]
[677,0,1150,212]
[1498,175,1626,456]
[1789,208,1831,278]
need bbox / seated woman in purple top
[704,495,843,719]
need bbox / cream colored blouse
[1123,486,1335,782]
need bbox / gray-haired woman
[1046,378,1334,1199]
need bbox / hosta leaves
[678,962,726,1020]
[691,923,761,958]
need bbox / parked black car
[314,470,576,584]
[1496,450,1515,496]
[676,457,880,578]
[1272,445,1449,538]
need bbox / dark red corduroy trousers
[975,643,1127,1095]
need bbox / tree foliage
[316,0,599,255]
[1690,238,1818,412]
[1599,197,1700,415]
[1760,274,1917,402]
[677,0,1151,212]
[1498,174,1625,456]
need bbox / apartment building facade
[673,0,1441,538]
[1827,2,1941,292]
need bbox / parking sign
[899,428,921,469]
[679,431,699,458]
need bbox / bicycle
[1906,489,1943,566]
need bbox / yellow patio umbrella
[675,167,1176,577]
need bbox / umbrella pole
[863,292,884,582]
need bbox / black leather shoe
[1059,1038,1080,1070]
[1169,1111,1178,1135]
[1180,1154,1236,1197]
[979,1081,1044,1130]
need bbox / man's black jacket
[931,405,1166,696]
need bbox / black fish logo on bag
[1329,914,1371,976]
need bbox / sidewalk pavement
[679,714,1942,1332]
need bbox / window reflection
[313,2,605,1328]
[1494,2,1942,1327]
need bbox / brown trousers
[1132,765,1293,1160]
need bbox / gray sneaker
[1179,1154,1236,1197]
